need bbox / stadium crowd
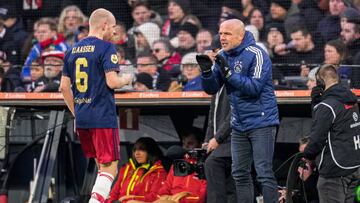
[0,1,358,203]
[0,0,360,92]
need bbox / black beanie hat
[0,4,17,20]
[265,22,286,37]
[206,35,221,51]
[222,0,243,13]
[342,7,360,24]
[169,0,191,14]
[272,0,292,11]
[178,22,199,39]
[136,73,153,90]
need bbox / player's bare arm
[60,75,75,116]
[105,71,133,89]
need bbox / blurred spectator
[39,50,64,92]
[170,14,202,49]
[0,50,22,92]
[181,52,203,91]
[266,0,300,39]
[58,5,88,47]
[242,0,255,19]
[129,1,152,35]
[306,67,319,90]
[340,7,360,29]
[181,126,204,150]
[162,0,190,39]
[111,21,136,63]
[30,60,44,82]
[299,60,311,77]
[324,39,350,79]
[182,14,202,29]
[26,60,46,92]
[116,45,134,69]
[106,137,167,203]
[23,18,68,81]
[136,53,171,91]
[134,72,154,91]
[184,0,220,34]
[274,26,323,76]
[196,29,213,54]
[152,38,181,78]
[21,20,41,64]
[248,8,266,41]
[341,17,360,87]
[0,22,20,67]
[263,23,286,85]
[341,20,360,65]
[176,22,199,56]
[74,23,89,42]
[134,22,160,56]
[170,50,203,90]
[245,25,268,54]
[296,0,324,35]
[127,1,163,35]
[155,131,207,203]
[266,22,286,58]
[0,4,28,65]
[316,0,349,42]
[218,0,243,25]
[128,0,169,17]
[116,45,135,91]
[218,12,242,27]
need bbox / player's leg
[89,128,120,203]
[77,128,97,160]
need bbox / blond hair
[58,5,88,34]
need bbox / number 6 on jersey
[76,57,88,92]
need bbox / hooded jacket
[157,166,207,203]
[136,22,160,50]
[304,84,360,178]
[201,31,279,132]
[5,18,28,65]
[183,75,203,91]
[316,15,341,42]
[106,159,167,203]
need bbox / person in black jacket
[303,64,360,203]
[0,50,23,92]
[203,84,235,203]
[0,4,28,66]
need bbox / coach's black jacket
[205,86,231,157]
[304,83,360,178]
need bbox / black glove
[215,55,232,78]
[311,85,323,105]
[196,55,213,76]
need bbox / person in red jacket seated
[106,137,167,203]
[154,164,207,203]
[128,147,207,203]
[154,130,207,203]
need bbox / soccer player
[60,8,132,203]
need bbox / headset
[315,64,339,91]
